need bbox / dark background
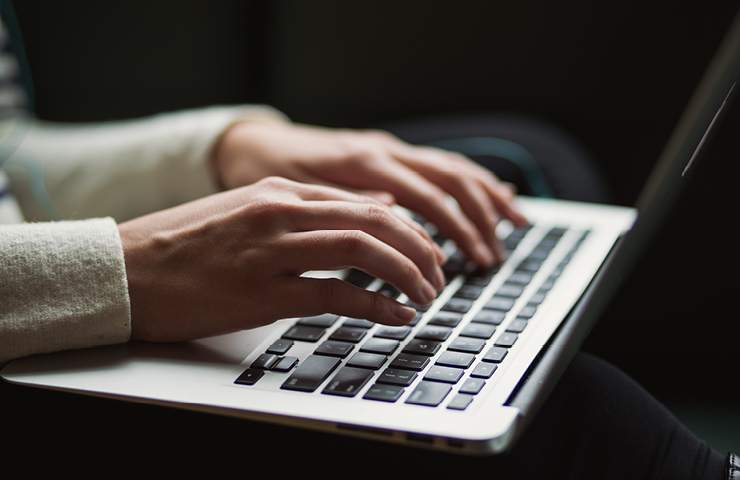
[6,0,739,432]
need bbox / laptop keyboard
[235,223,589,410]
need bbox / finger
[279,276,417,326]
[280,229,439,305]
[287,201,445,287]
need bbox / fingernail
[395,304,416,323]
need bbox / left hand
[211,121,528,265]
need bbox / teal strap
[426,137,554,198]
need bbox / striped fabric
[0,11,28,224]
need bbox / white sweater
[0,105,286,364]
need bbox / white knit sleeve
[3,105,288,222]
[0,218,130,364]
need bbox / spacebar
[281,355,341,392]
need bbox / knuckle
[336,230,368,253]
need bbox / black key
[314,340,354,358]
[517,305,537,319]
[346,352,387,370]
[540,278,556,291]
[281,355,341,392]
[486,296,515,311]
[517,260,542,273]
[473,310,506,325]
[459,323,496,339]
[377,283,400,299]
[297,314,339,328]
[529,291,547,305]
[234,369,264,386]
[329,327,367,343]
[435,351,475,369]
[265,339,294,355]
[364,384,405,402]
[447,337,486,354]
[424,366,464,384]
[377,368,418,386]
[282,325,326,343]
[507,272,533,285]
[415,326,452,342]
[465,270,495,286]
[402,339,441,356]
[447,394,474,410]
[251,353,279,370]
[483,346,508,363]
[497,284,524,298]
[406,381,452,406]
[454,285,483,300]
[527,248,551,261]
[471,362,498,378]
[495,332,519,347]
[271,356,299,372]
[342,318,375,329]
[389,353,430,371]
[360,338,399,355]
[459,378,486,395]
[344,269,375,289]
[322,367,374,397]
[374,326,411,340]
[507,319,528,333]
[406,300,431,313]
[441,298,473,314]
[428,311,463,328]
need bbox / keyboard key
[424,366,464,384]
[281,355,341,392]
[364,384,405,402]
[322,367,374,397]
[329,327,367,343]
[496,284,524,298]
[346,352,387,370]
[360,338,400,355]
[342,318,375,329]
[483,346,508,363]
[506,319,528,333]
[234,368,264,386]
[402,339,442,356]
[447,394,474,410]
[428,311,463,328]
[344,269,375,289]
[507,272,533,285]
[377,283,400,299]
[406,381,452,406]
[453,284,483,300]
[471,363,498,379]
[374,326,412,341]
[529,291,547,305]
[447,337,486,354]
[459,323,496,339]
[459,378,486,395]
[517,305,537,319]
[389,354,430,371]
[441,298,473,314]
[435,351,475,369]
[415,326,452,342]
[495,332,519,347]
[297,314,339,328]
[314,340,354,358]
[473,310,506,325]
[485,297,515,312]
[251,353,279,370]
[377,368,418,386]
[272,356,299,372]
[282,325,326,343]
[265,339,294,355]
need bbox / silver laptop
[3,8,739,456]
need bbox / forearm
[3,105,287,222]
[0,218,130,364]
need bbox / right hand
[118,177,446,343]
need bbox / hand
[212,122,528,266]
[119,177,446,342]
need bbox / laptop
[3,8,739,456]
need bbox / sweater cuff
[0,218,130,364]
